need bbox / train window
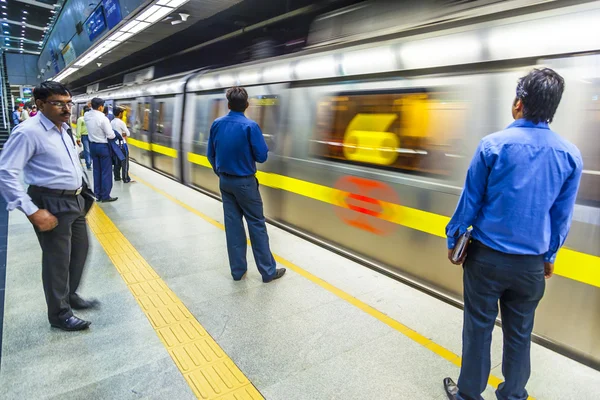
[117,102,134,128]
[142,103,151,131]
[312,90,467,176]
[246,95,280,143]
[156,102,165,134]
[154,97,175,136]
[196,95,280,145]
[194,98,227,144]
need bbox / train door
[184,91,228,195]
[127,97,153,168]
[150,95,181,178]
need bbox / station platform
[1,163,599,400]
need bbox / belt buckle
[75,187,82,196]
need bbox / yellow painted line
[129,172,535,400]
[188,153,600,288]
[86,205,263,400]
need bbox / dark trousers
[457,242,545,400]
[113,143,130,182]
[28,188,89,324]
[90,142,113,201]
[219,174,276,281]
[80,135,91,169]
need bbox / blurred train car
[73,0,600,368]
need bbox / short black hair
[14,105,20,111]
[91,97,105,110]
[226,86,248,112]
[516,68,565,124]
[33,81,71,102]
[114,106,124,117]
[83,106,90,113]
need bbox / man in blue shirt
[0,81,99,332]
[443,69,582,400]
[207,87,285,283]
[11,105,21,128]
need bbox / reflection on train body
[73,2,600,368]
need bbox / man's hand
[448,248,466,265]
[28,209,58,232]
[76,139,81,145]
[544,262,554,279]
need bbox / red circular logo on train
[334,176,399,235]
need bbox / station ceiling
[0,0,63,54]
[66,0,365,91]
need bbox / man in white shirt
[84,98,117,202]
[111,107,133,183]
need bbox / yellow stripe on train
[127,138,178,158]
[184,151,598,288]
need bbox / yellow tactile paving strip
[130,172,536,400]
[86,205,264,400]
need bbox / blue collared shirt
[207,111,269,176]
[0,112,84,216]
[446,119,583,263]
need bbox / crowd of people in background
[11,97,133,201]
[11,102,37,127]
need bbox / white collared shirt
[111,118,130,142]
[84,109,115,143]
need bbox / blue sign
[102,0,122,29]
[84,6,107,42]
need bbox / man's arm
[0,130,39,216]
[206,121,218,175]
[75,117,83,139]
[249,123,268,163]
[120,121,131,138]
[544,158,583,266]
[102,116,116,140]
[446,141,490,262]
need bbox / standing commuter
[85,98,118,203]
[443,69,583,400]
[76,106,92,170]
[11,105,21,127]
[207,87,286,283]
[0,81,99,331]
[21,104,31,121]
[111,107,133,183]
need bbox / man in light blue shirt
[0,81,99,332]
[443,69,582,400]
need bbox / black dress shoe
[114,177,122,181]
[101,197,118,202]
[51,316,91,331]
[70,294,100,310]
[443,377,459,400]
[263,268,286,283]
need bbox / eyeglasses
[46,100,74,109]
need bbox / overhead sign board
[84,6,107,42]
[61,41,77,66]
[102,0,123,29]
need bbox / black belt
[29,185,83,196]
[219,172,254,178]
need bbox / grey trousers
[28,188,89,324]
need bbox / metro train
[72,1,600,368]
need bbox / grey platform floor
[1,163,599,399]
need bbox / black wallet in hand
[451,229,472,263]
